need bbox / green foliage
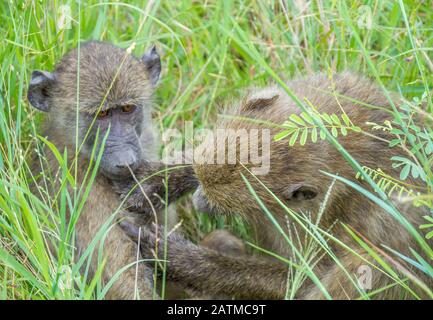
[388,94,432,183]
[355,166,429,208]
[275,111,361,146]
[420,216,433,240]
[366,92,433,210]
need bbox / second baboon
[120,72,432,299]
[28,41,164,299]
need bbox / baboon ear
[284,183,318,201]
[27,70,56,112]
[242,89,279,111]
[141,45,161,86]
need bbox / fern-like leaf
[274,112,361,145]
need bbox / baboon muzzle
[101,147,139,178]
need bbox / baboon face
[27,42,161,178]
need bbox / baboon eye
[121,104,136,113]
[97,109,110,118]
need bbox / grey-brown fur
[121,72,432,299]
[161,229,246,299]
[28,41,165,299]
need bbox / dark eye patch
[97,109,110,118]
[120,104,137,113]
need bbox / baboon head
[192,88,326,219]
[192,80,387,223]
[27,41,161,178]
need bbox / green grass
[0,0,432,299]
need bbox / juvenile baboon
[120,72,432,299]
[27,41,163,299]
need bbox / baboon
[119,72,432,299]
[27,41,164,299]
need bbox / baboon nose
[116,163,134,169]
[115,153,137,170]
[116,161,136,170]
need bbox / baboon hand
[120,221,190,261]
[122,181,166,215]
[112,161,169,215]
[111,178,134,196]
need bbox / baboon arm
[121,221,288,299]
[166,244,288,299]
[157,165,198,204]
[114,162,198,214]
